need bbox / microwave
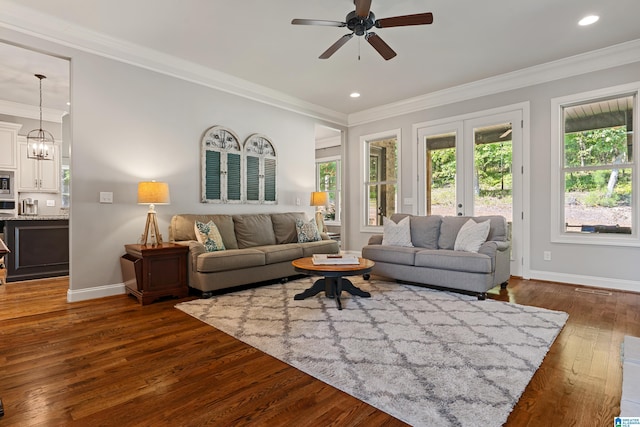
[0,173,9,194]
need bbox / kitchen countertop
[0,214,69,221]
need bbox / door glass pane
[426,132,456,216]
[473,123,513,222]
[367,184,397,226]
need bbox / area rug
[176,277,568,426]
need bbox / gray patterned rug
[176,277,568,426]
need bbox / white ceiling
[1,0,640,117]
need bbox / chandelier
[26,74,55,160]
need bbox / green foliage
[564,127,628,168]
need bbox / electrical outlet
[99,192,113,204]
[46,199,55,207]
[543,251,551,261]
[296,198,301,206]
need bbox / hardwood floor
[0,277,637,426]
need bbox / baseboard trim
[528,269,640,293]
[67,283,126,302]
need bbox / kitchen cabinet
[0,121,21,169]
[3,217,69,282]
[18,142,60,192]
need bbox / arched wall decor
[201,126,243,204]
[201,127,277,204]
[244,133,277,204]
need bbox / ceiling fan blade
[354,0,372,18]
[375,12,433,28]
[291,19,346,27]
[319,34,354,59]
[365,32,396,60]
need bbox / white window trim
[360,128,401,233]
[550,82,640,247]
[316,155,342,225]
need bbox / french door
[417,109,524,276]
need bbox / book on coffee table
[312,254,360,265]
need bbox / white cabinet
[18,142,60,192]
[0,122,22,169]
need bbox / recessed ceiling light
[579,15,599,26]
[350,92,361,98]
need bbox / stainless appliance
[21,198,38,216]
[0,173,10,195]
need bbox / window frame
[315,155,341,225]
[360,129,401,233]
[550,83,640,246]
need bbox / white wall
[345,61,640,292]
[0,27,346,300]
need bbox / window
[316,157,341,223]
[361,129,400,230]
[551,85,639,245]
[61,165,70,209]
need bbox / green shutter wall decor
[201,127,277,204]
[201,126,243,203]
[244,134,277,204]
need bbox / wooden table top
[292,257,374,273]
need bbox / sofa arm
[368,234,383,245]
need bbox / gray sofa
[361,214,510,299]
[169,212,339,295]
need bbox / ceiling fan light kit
[292,0,433,60]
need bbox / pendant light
[26,74,55,160]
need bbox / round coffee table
[291,257,374,310]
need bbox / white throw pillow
[382,216,414,247]
[454,219,490,253]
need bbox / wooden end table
[122,243,189,305]
[291,257,374,310]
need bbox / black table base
[294,276,371,310]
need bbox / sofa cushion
[295,218,321,243]
[300,239,340,257]
[196,248,265,273]
[194,220,226,252]
[382,216,413,247]
[439,215,508,249]
[171,214,238,249]
[233,214,276,248]
[409,215,442,249]
[454,219,490,253]
[414,249,492,274]
[271,212,306,244]
[254,243,303,264]
[362,245,417,266]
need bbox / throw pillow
[382,216,414,247]
[295,218,321,243]
[194,220,226,252]
[454,219,490,253]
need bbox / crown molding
[0,99,65,123]
[348,38,640,126]
[315,135,341,149]
[0,1,348,126]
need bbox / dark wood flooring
[0,276,637,426]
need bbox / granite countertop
[0,214,69,221]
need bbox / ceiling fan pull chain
[358,36,361,60]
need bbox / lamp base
[141,211,163,246]
[315,210,325,234]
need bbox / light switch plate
[46,199,55,207]
[99,192,113,204]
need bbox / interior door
[417,109,523,276]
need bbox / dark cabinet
[121,243,188,305]
[4,219,69,282]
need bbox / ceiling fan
[291,0,433,60]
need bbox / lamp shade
[137,181,171,205]
[310,191,328,207]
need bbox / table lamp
[310,191,328,233]
[138,181,170,245]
